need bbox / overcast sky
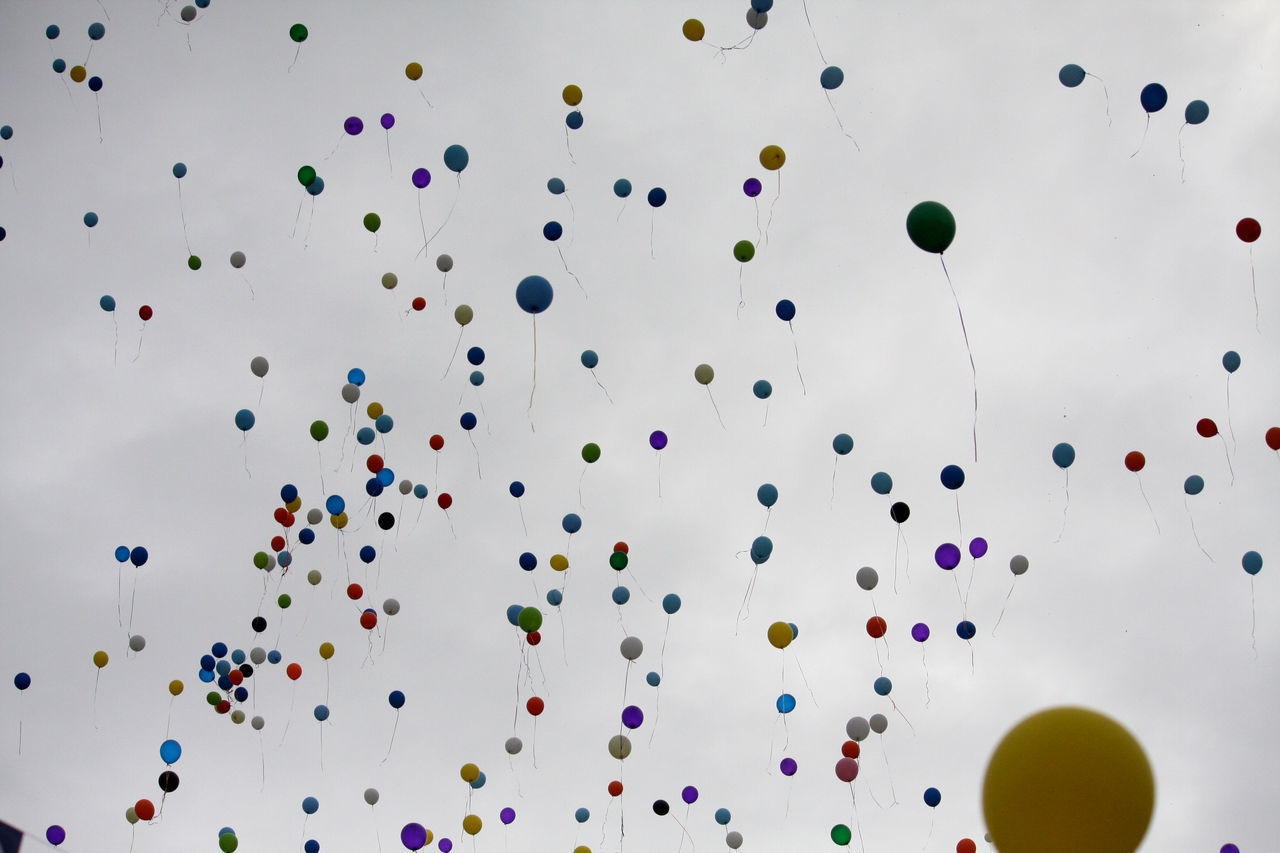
[1,2,1277,852]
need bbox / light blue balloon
[757,483,778,508]
[775,693,796,714]
[562,513,582,534]
[114,545,130,562]
[356,427,375,445]
[547,177,565,195]
[1222,351,1240,373]
[714,808,732,825]
[873,676,892,696]
[753,379,772,399]
[612,585,630,605]
[312,706,329,722]
[159,739,182,764]
[870,472,892,495]
[546,588,563,607]
[1052,442,1075,469]
[88,22,106,39]
[99,295,116,312]
[375,413,393,433]
[1184,474,1205,495]
[302,796,319,814]
[443,144,469,173]
[506,604,523,627]
[580,350,599,369]
[662,593,681,615]
[235,409,255,431]
[820,66,844,90]
[832,433,853,455]
[575,808,590,823]
[413,484,428,499]
[613,179,632,198]
[470,772,486,789]
[646,671,661,687]
[325,495,345,515]
[1242,551,1262,575]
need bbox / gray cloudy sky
[0,2,1277,852]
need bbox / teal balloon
[547,177,565,195]
[820,66,844,90]
[172,162,187,179]
[1242,551,1262,575]
[832,433,853,455]
[234,409,255,431]
[613,179,632,198]
[870,472,892,495]
[1184,475,1205,495]
[83,211,99,228]
[752,379,772,399]
[873,676,892,695]
[580,350,599,369]
[757,483,778,508]
[1058,64,1086,87]
[443,144,469,173]
[99,295,116,312]
[1051,442,1075,468]
[1184,100,1209,125]
[1222,351,1240,373]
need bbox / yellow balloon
[454,304,474,326]
[562,84,583,107]
[766,621,792,650]
[70,65,87,83]
[367,401,384,420]
[405,61,423,81]
[550,554,569,572]
[330,512,348,530]
[694,363,714,385]
[424,830,434,845]
[462,815,482,836]
[608,734,632,759]
[682,19,705,42]
[286,497,302,513]
[319,642,335,660]
[381,272,398,290]
[93,650,109,668]
[168,679,184,697]
[759,144,786,171]
[460,762,480,783]
[982,707,1154,853]
[574,847,591,853]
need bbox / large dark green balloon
[906,201,956,254]
[831,824,852,846]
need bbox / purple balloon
[934,543,961,570]
[438,839,453,853]
[1221,846,1239,853]
[743,178,762,198]
[381,113,395,130]
[344,116,364,135]
[412,168,431,189]
[649,430,668,451]
[621,705,644,729]
[500,807,516,825]
[911,622,930,642]
[681,785,698,804]
[779,757,797,776]
[968,537,988,558]
[400,823,428,850]
[46,826,66,846]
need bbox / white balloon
[399,479,414,496]
[846,716,870,741]
[250,647,267,665]
[620,636,643,661]
[364,788,380,806]
[504,736,523,755]
[307,508,323,525]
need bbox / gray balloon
[250,647,267,665]
[341,383,361,404]
[180,5,197,23]
[1009,554,1029,576]
[251,715,265,730]
[504,736,523,755]
[399,479,414,496]
[436,254,454,272]
[229,250,246,268]
[620,636,643,661]
[250,356,269,378]
[364,788,380,806]
[746,8,767,29]
[382,598,400,616]
[128,634,146,652]
[307,507,323,525]
[846,716,870,741]
[855,567,878,591]
[726,831,743,849]
[869,713,888,734]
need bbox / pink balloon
[835,757,859,783]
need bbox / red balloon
[438,493,453,510]
[1237,217,1261,243]
[359,610,377,630]
[228,669,244,686]
[216,700,231,714]
[134,799,156,821]
[366,454,384,473]
[613,541,629,554]
[1196,417,1218,438]
[841,740,860,759]
[347,583,363,600]
[608,780,624,797]
[138,305,153,321]
[429,434,444,451]
[834,757,859,782]
[270,535,287,553]
[412,297,426,311]
[957,840,977,853]
[1124,450,1146,472]
[526,631,541,646]
[866,616,887,639]
[286,662,302,680]
[1267,427,1280,451]
[526,696,545,716]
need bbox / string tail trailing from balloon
[1135,474,1160,533]
[528,316,538,432]
[1220,435,1235,485]
[591,369,614,403]
[801,0,827,62]
[442,328,464,380]
[1250,247,1259,332]
[382,711,400,764]
[1178,123,1189,183]
[991,578,1017,635]
[706,387,726,430]
[1055,470,1070,542]
[823,91,860,151]
[940,256,978,460]
[177,181,191,254]
[1185,498,1213,562]
[1129,113,1150,159]
[1086,72,1112,126]
[422,175,461,259]
[789,323,807,395]
[764,172,781,248]
[557,245,586,298]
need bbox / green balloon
[297,165,317,187]
[310,420,329,441]
[289,23,308,43]
[206,691,222,707]
[277,594,292,609]
[906,201,955,254]
[582,443,601,463]
[517,606,543,633]
[609,551,628,571]
[363,212,381,233]
[253,551,269,569]
[831,824,852,846]
[187,255,202,271]
[733,240,755,262]
[219,831,239,853]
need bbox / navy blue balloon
[305,840,320,853]
[519,552,537,571]
[466,346,485,366]
[200,654,216,672]
[302,796,320,814]
[1140,83,1168,113]
[388,690,406,709]
[359,545,376,564]
[212,642,228,658]
[280,484,298,504]
[14,672,31,690]
[130,546,148,567]
[542,221,563,241]
[216,674,232,691]
[1058,64,1085,87]
[234,686,249,703]
[940,465,965,489]
[509,481,525,498]
[460,411,477,430]
[647,187,666,208]
[775,299,796,321]
[562,513,582,534]
[565,111,583,129]
[298,528,315,545]
[956,620,976,640]
[923,787,941,807]
[516,275,554,314]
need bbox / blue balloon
[312,705,329,723]
[267,650,282,664]
[775,299,796,322]
[647,187,666,208]
[575,808,590,824]
[468,370,484,387]
[750,535,773,564]
[1222,351,1240,373]
[234,686,249,702]
[1184,100,1209,125]
[565,110,583,129]
[278,551,292,568]
[1242,551,1262,576]
[873,676,892,696]
[325,495,345,515]
[196,670,213,684]
[130,546,148,567]
[1051,442,1075,469]
[231,649,245,665]
[359,545,377,564]
[646,671,661,687]
[714,808,732,826]
[302,796,320,814]
[923,787,941,808]
[216,674,232,691]
[172,162,187,179]
[305,841,319,853]
[870,472,892,495]
[413,484,428,499]
[376,468,394,487]
[470,771,486,789]
[460,411,477,430]
[305,176,325,196]
[519,552,537,571]
[613,179,632,198]
[542,220,563,241]
[88,76,104,93]
[52,58,66,73]
[88,22,106,39]
[1058,64,1085,87]
[775,693,796,713]
[114,545,130,562]
[662,593,681,615]
[200,654,215,672]
[506,604,524,626]
[347,368,366,386]
[757,483,778,508]
[211,642,228,658]
[46,24,60,39]
[196,0,210,6]
[443,144,469,173]
[14,672,31,690]
[83,211,98,228]
[280,484,298,504]
[547,177,565,195]
[562,513,582,534]
[356,427,375,445]
[956,620,977,640]
[832,433,854,455]
[1140,83,1168,113]
[820,66,844,90]
[516,275,554,313]
[546,588,563,607]
[388,690,406,709]
[612,585,631,605]
[375,414,393,434]
[235,409,255,431]
[509,481,525,498]
[753,379,772,399]
[751,0,773,10]
[1184,474,1205,495]
[940,464,965,490]
[466,346,485,366]
[581,350,599,368]
[298,528,315,545]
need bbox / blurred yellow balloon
[168,679,184,697]
[759,145,786,171]
[682,19,705,41]
[319,642,335,660]
[70,65,87,83]
[330,512,348,530]
[286,497,302,513]
[767,621,793,649]
[460,762,480,783]
[367,402,384,420]
[93,650,109,668]
[550,554,569,572]
[454,304,474,326]
[694,363,714,385]
[562,84,582,106]
[405,61,423,81]
[982,707,1154,853]
[462,815,482,836]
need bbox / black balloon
[653,799,670,816]
[378,512,395,530]
[889,501,910,523]
[158,770,180,792]
[251,616,267,633]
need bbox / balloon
[581,443,601,463]
[870,472,892,495]
[774,298,794,320]
[306,176,324,196]
[622,705,644,728]
[682,786,699,805]
[1052,442,1075,468]
[46,25,60,39]
[543,221,563,241]
[780,757,797,775]
[1242,551,1262,576]
[1139,83,1167,113]
[733,240,755,262]
[620,636,643,660]
[405,62,423,81]
[609,734,632,759]
[159,739,181,764]
[575,807,590,823]
[1222,351,1240,373]
[744,178,763,198]
[831,825,852,846]
[443,144,469,173]
[88,22,106,39]
[1236,217,1261,243]
[694,364,714,385]
[235,409,255,431]
[401,823,428,851]
[93,650,108,668]
[940,464,965,489]
[566,111,584,129]
[230,251,246,268]
[835,757,859,782]
[906,201,956,253]
[135,799,156,821]
[100,295,116,312]
[982,707,1154,853]
[188,254,203,271]
[516,275,553,313]
[682,19,705,41]
[832,433,853,455]
[1058,64,1086,87]
[220,831,239,852]
[645,671,660,686]
[1196,418,1218,438]
[388,690,406,709]
[873,676,892,695]
[70,66,86,83]
[911,622,930,642]
[1124,451,1146,472]
[313,705,329,722]
[662,593,681,614]
[1184,100,1209,124]
[14,672,30,690]
[562,513,581,534]
[757,483,778,508]
[412,168,431,188]
[750,535,773,564]
[1267,428,1280,451]
[821,66,844,90]
[924,787,941,807]
[319,642,334,660]
[363,213,381,233]
[759,145,785,170]
[289,23,308,43]
[957,840,977,853]
[935,544,961,569]
[714,808,732,826]
[518,607,543,633]
[756,378,773,399]
[969,537,989,558]
[776,693,796,713]
[1184,474,1205,495]
[250,356,269,378]
[653,800,670,816]
[767,621,792,649]
[866,616,887,639]
[84,211,99,228]
[855,566,878,591]
[172,162,187,179]
[614,179,632,198]
[500,807,516,825]
[381,113,395,130]
[310,420,329,441]
[505,736,523,754]
[562,85,582,106]
[158,770,179,792]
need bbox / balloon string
[921,645,931,707]
[591,369,614,403]
[736,565,759,632]
[823,91,860,150]
[177,181,191,254]
[789,324,807,395]
[1086,73,1112,126]
[303,197,317,249]
[422,176,460,260]
[616,199,628,222]
[442,328,464,379]
[1250,247,1259,332]
[290,197,303,238]
[578,464,587,508]
[1054,470,1069,543]
[737,266,746,317]
[1220,434,1234,485]
[657,451,663,499]
[764,172,780,248]
[1129,112,1150,158]
[112,314,118,365]
[288,44,301,72]
[940,256,978,461]
[558,245,586,298]
[564,125,575,165]
[991,579,1017,635]
[1226,376,1237,454]
[1250,578,1257,658]
[382,710,400,764]
[528,316,538,432]
[1135,474,1160,533]
[794,654,819,709]
[706,387,725,430]
[385,131,393,175]
[415,194,429,259]
[963,559,976,617]
[649,209,655,260]
[754,197,762,245]
[1185,498,1213,562]
[417,85,433,109]
[801,0,827,63]
[133,323,146,362]
[1178,123,1189,183]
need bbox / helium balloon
[940,464,965,489]
[562,85,582,106]
[1140,83,1167,113]
[100,295,116,312]
[662,593,681,614]
[1242,551,1262,576]
[906,201,956,253]
[780,757,797,775]
[855,566,878,591]
[1058,64,1086,87]
[982,707,1154,853]
[694,364,714,385]
[235,409,255,431]
[412,168,431,189]
[831,825,852,846]
[609,734,632,759]
[1124,451,1146,472]
[757,483,778,507]
[363,213,381,233]
[14,672,30,690]
[682,19,705,41]
[1052,442,1075,468]
[767,621,792,649]
[821,66,844,90]
[653,800,670,816]
[250,356,269,377]
[1236,218,1261,243]
[870,472,892,495]
[759,145,785,170]
[405,62,423,81]
[88,22,106,39]
[1184,100,1209,124]
[911,622,930,642]
[752,380,772,399]
[1222,351,1240,373]
[733,240,755,262]
[832,433,853,455]
[835,757,859,782]
[924,787,941,807]
[774,298,794,320]
[744,178,763,198]
[401,823,428,851]
[84,211,98,228]
[516,275,553,313]
[566,111,584,129]
[613,179,632,198]
[646,187,666,207]
[1184,474,1205,495]
[1196,418,1218,438]
[289,23,308,43]
[873,676,892,695]
[620,636,643,660]
[443,144,469,173]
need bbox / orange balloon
[134,799,156,821]
[286,663,302,680]
[1124,451,1145,472]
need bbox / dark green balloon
[310,420,329,441]
[363,212,381,233]
[289,23,308,43]
[609,551,628,571]
[187,255,202,270]
[297,165,317,187]
[831,824,852,846]
[905,201,956,254]
[733,240,755,262]
[582,443,601,463]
